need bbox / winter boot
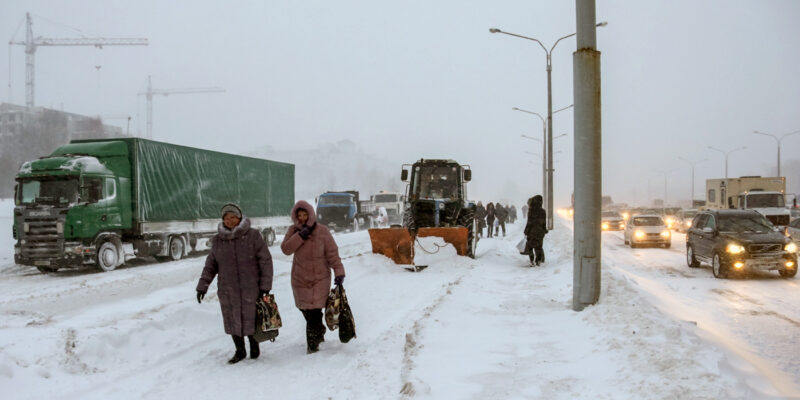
[228,335,247,364]
[248,335,260,359]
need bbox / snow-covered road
[0,198,797,399]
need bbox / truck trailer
[13,138,294,273]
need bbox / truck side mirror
[401,169,408,181]
[464,170,472,182]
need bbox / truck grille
[766,215,790,226]
[748,244,781,253]
[22,217,63,258]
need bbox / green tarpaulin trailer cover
[72,138,294,223]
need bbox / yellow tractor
[368,159,477,268]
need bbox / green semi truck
[12,138,294,273]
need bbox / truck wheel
[686,245,700,268]
[712,253,728,279]
[168,236,184,261]
[779,268,797,278]
[97,240,120,272]
[262,229,276,246]
[467,218,478,259]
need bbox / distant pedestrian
[509,205,518,223]
[281,200,346,354]
[523,195,548,266]
[521,204,528,219]
[475,201,487,238]
[485,202,496,238]
[196,203,274,364]
[495,203,508,237]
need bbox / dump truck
[370,191,404,225]
[13,138,294,273]
[316,190,370,232]
[368,159,477,266]
[705,176,790,227]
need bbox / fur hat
[221,203,242,219]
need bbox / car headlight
[634,230,645,239]
[786,242,798,253]
[726,243,745,254]
[602,222,609,230]
[660,230,670,238]
[685,220,692,228]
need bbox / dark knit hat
[221,203,242,219]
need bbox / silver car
[624,214,671,248]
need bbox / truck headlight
[726,243,745,254]
[56,222,63,234]
[634,230,645,239]
[786,242,798,253]
[660,230,670,238]
[23,223,30,232]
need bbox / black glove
[298,223,317,240]
[196,290,205,304]
[334,275,344,286]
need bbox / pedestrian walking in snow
[475,201,487,238]
[509,205,518,224]
[196,203,274,364]
[521,204,528,219]
[495,203,508,237]
[485,202,496,238]
[523,195,548,266]
[281,200,346,354]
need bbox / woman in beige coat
[281,200,345,353]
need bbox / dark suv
[686,210,797,278]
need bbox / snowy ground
[0,198,797,399]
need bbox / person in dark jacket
[281,200,345,354]
[523,195,548,266]
[509,205,518,224]
[485,202,496,238]
[196,203,274,364]
[475,201,487,238]
[495,203,508,237]
[521,204,529,219]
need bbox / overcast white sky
[2,1,799,206]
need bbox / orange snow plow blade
[368,226,469,265]
[368,228,415,265]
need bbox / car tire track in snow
[598,223,800,398]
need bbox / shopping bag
[254,294,282,343]
[325,285,357,343]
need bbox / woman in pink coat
[281,200,345,353]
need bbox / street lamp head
[489,28,501,34]
[596,21,608,27]
[512,107,519,111]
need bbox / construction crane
[138,75,225,139]
[9,12,148,108]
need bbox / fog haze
[3,0,799,207]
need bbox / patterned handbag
[324,285,356,343]
[254,294,282,343]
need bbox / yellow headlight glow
[634,230,645,239]
[726,243,745,254]
[785,242,798,253]
[602,222,609,230]
[660,230,670,238]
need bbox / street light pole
[491,24,604,231]
[513,105,573,228]
[678,156,707,206]
[753,129,800,177]
[707,146,746,179]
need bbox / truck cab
[371,191,404,225]
[706,176,791,228]
[14,141,132,272]
[316,191,362,231]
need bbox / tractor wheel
[456,207,477,258]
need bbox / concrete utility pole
[572,0,602,311]
[752,129,800,177]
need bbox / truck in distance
[315,190,370,232]
[705,176,790,227]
